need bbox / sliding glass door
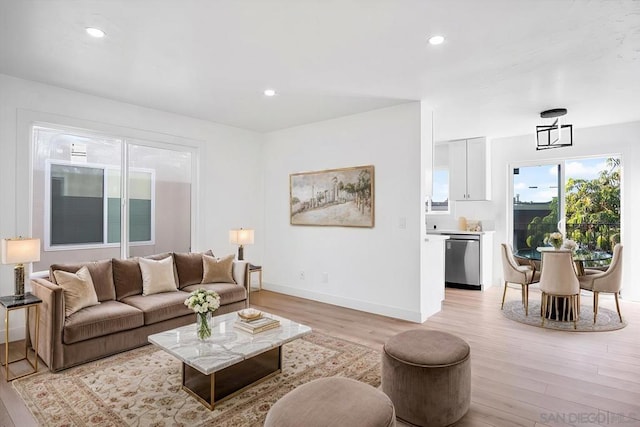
[33,126,123,271]
[512,163,562,257]
[511,157,621,261]
[32,125,194,271]
[563,157,621,254]
[126,142,192,257]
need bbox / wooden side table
[248,264,263,292]
[0,292,41,381]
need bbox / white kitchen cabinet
[449,141,467,201]
[449,137,488,201]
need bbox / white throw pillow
[53,266,100,317]
[139,255,178,296]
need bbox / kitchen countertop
[427,229,495,236]
[424,234,449,242]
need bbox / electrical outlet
[322,272,329,283]
[299,271,305,280]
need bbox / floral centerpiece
[184,289,220,340]
[562,239,577,252]
[547,232,563,250]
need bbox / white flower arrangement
[184,288,221,313]
[184,289,220,340]
[548,232,563,249]
[562,239,577,252]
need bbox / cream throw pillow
[202,254,236,284]
[53,266,100,317]
[139,255,178,295]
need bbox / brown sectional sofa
[29,251,249,371]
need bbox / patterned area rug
[13,333,381,426]
[501,299,627,331]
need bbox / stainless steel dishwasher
[445,234,481,290]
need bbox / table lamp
[229,228,254,261]
[1,237,41,299]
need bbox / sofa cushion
[63,300,144,344]
[173,250,214,289]
[183,283,247,306]
[50,259,115,302]
[121,291,193,325]
[202,254,236,284]
[139,256,178,295]
[112,253,175,301]
[112,258,143,301]
[53,266,101,317]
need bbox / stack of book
[234,316,281,334]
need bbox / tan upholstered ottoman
[382,330,470,427]
[264,377,396,427]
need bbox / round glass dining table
[516,247,613,321]
[516,247,612,276]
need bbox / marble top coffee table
[148,310,311,409]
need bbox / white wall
[262,103,427,322]
[490,121,640,301]
[0,74,264,341]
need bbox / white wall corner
[420,104,443,320]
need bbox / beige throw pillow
[202,254,236,284]
[53,266,100,317]
[139,255,178,295]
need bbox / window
[121,170,154,243]
[428,168,449,213]
[32,124,194,270]
[46,162,154,248]
[49,163,106,246]
[427,143,450,213]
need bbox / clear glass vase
[196,312,212,341]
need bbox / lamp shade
[1,238,41,264]
[229,229,254,245]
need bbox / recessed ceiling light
[428,35,445,45]
[264,89,276,97]
[86,27,106,38]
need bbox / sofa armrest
[233,260,250,291]
[29,278,64,371]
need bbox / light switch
[398,217,407,229]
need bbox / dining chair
[578,244,623,323]
[538,250,580,329]
[500,243,540,316]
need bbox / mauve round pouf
[264,377,396,427]
[382,330,471,427]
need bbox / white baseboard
[0,324,26,344]
[261,282,426,323]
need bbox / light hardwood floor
[1,286,639,427]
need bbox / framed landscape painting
[290,165,374,227]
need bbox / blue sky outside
[431,157,615,205]
[514,157,612,203]
[432,169,449,203]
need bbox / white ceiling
[1,1,639,141]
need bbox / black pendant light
[536,108,573,150]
